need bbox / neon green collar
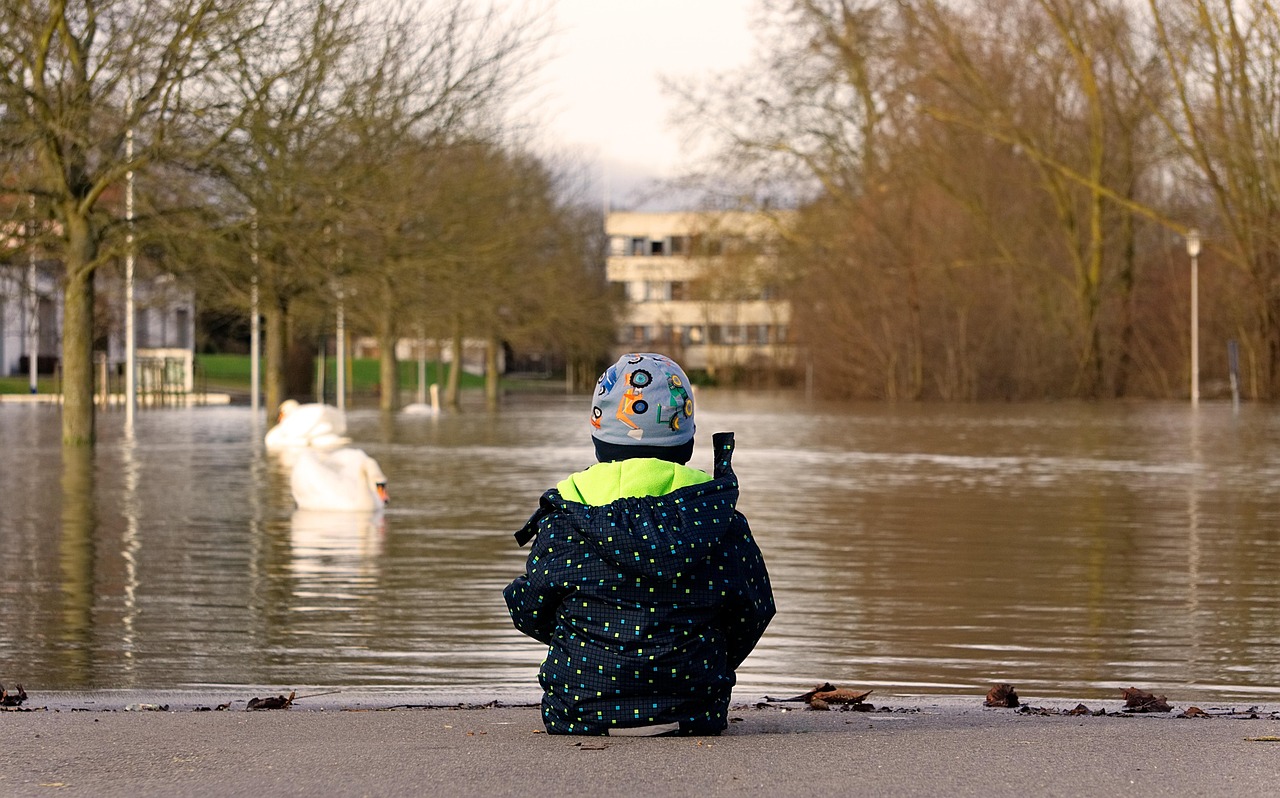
[557,459,712,506]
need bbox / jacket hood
[556,459,711,506]
[552,474,740,578]
[513,432,743,579]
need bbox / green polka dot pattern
[504,433,775,736]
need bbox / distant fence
[88,350,219,407]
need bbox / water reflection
[2,398,1279,702]
[288,509,384,594]
[58,446,95,681]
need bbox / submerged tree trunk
[60,216,97,448]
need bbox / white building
[605,211,795,378]
[0,262,196,394]
[0,260,59,381]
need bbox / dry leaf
[811,688,873,705]
[984,684,1020,708]
[247,690,295,710]
[0,684,28,707]
[1121,687,1172,713]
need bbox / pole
[24,67,38,395]
[1187,229,1201,406]
[417,334,427,405]
[124,81,137,427]
[1228,339,1240,411]
[250,210,261,416]
[26,207,38,394]
[335,285,346,412]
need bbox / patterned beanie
[590,353,695,463]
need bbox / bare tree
[674,0,1200,400]
[1143,0,1280,399]
[0,0,271,446]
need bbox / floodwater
[2,393,1278,704]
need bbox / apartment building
[605,210,794,379]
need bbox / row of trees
[1,0,617,448]
[676,0,1280,400]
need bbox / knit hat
[590,353,695,463]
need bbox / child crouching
[504,353,775,736]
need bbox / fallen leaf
[0,684,28,707]
[984,684,1020,708]
[811,688,873,705]
[1121,687,1172,713]
[766,683,837,703]
[246,691,295,710]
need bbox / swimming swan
[290,448,389,513]
[266,400,350,451]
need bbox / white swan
[265,400,350,451]
[290,448,389,513]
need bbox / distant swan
[290,448,389,513]
[266,400,350,451]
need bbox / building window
[626,281,672,302]
[683,325,704,345]
[669,236,688,255]
[135,308,149,348]
[724,325,747,345]
[628,237,647,256]
[650,238,665,256]
[630,325,649,345]
[176,308,191,349]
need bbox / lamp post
[1186,228,1201,405]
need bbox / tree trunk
[378,325,399,412]
[485,335,500,410]
[444,316,463,410]
[60,221,97,448]
[264,302,286,416]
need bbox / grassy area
[195,353,486,395]
[2,354,511,396]
[0,376,58,394]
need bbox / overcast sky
[500,0,759,208]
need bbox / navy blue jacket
[504,433,775,735]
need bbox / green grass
[195,353,485,394]
[0,376,58,394]
[2,354,499,396]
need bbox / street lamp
[1186,228,1201,405]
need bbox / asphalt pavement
[2,691,1278,797]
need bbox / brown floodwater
[1,393,1277,704]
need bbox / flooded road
[2,394,1277,703]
